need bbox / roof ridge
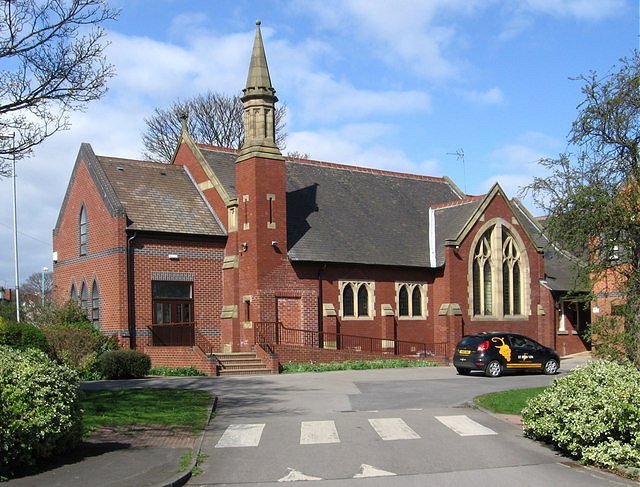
[96,155,168,166]
[287,157,447,182]
[432,195,484,210]
[196,143,240,154]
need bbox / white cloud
[523,0,626,20]
[301,0,485,80]
[463,87,505,105]
[476,131,565,211]
[499,0,626,38]
[287,124,440,176]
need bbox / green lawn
[473,386,546,415]
[81,388,212,434]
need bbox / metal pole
[11,135,19,322]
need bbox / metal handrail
[253,322,448,358]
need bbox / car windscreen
[457,336,485,347]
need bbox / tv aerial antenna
[446,148,466,194]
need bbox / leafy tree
[0,0,118,177]
[142,90,288,163]
[525,50,640,365]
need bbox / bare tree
[0,0,118,176]
[142,91,288,163]
[20,270,53,305]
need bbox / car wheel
[485,360,503,378]
[456,367,471,375]
[543,359,559,375]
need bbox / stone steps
[213,352,273,376]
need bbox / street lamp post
[1,132,19,322]
[41,267,48,307]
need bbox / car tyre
[543,359,559,375]
[456,367,471,376]
[484,360,503,378]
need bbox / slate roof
[285,160,463,267]
[96,156,225,236]
[195,146,465,267]
[511,199,581,292]
[432,198,484,266]
[199,146,238,199]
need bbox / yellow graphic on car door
[491,337,511,362]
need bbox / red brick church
[52,22,589,374]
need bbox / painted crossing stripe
[300,420,340,444]
[435,415,498,436]
[215,423,265,448]
[368,418,421,441]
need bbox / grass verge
[81,388,212,435]
[148,366,206,377]
[473,386,546,415]
[280,359,438,373]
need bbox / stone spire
[237,20,283,162]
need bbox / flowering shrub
[0,346,82,479]
[522,360,640,472]
[43,323,116,380]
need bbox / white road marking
[353,464,396,478]
[300,420,340,444]
[435,415,498,436]
[215,423,265,448]
[368,418,421,440]
[278,468,322,481]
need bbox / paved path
[184,355,635,486]
[9,353,634,486]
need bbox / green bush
[43,322,117,380]
[522,360,640,471]
[96,349,151,379]
[0,316,48,353]
[0,346,82,479]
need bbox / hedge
[522,359,640,472]
[0,346,82,478]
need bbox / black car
[453,332,560,377]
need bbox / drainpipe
[127,232,137,349]
[317,263,326,348]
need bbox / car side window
[510,336,526,348]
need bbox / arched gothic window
[397,283,426,318]
[343,285,354,317]
[502,231,521,316]
[80,281,89,318]
[473,231,493,315]
[471,222,529,319]
[340,281,374,319]
[91,280,100,327]
[70,283,77,302]
[411,286,422,316]
[79,205,88,256]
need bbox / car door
[507,335,544,371]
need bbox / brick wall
[130,235,226,351]
[52,157,129,338]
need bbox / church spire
[244,20,276,101]
[237,20,283,162]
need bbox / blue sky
[0,0,638,289]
